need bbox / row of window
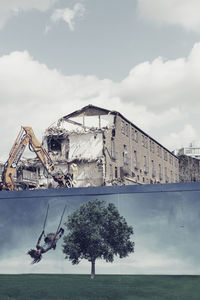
[121,151,178,179]
[142,157,178,182]
[133,150,178,169]
[121,120,129,136]
[131,152,178,180]
[121,120,138,141]
[121,120,178,166]
[109,163,178,183]
[142,135,148,148]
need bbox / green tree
[63,199,134,279]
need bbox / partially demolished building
[41,105,179,187]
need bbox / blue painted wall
[0,182,199,275]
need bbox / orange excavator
[1,126,71,191]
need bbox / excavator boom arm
[2,126,66,190]
[23,127,54,174]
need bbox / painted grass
[0,274,199,300]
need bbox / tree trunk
[91,260,95,279]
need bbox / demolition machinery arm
[1,126,65,190]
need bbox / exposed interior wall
[42,110,116,188]
[74,161,104,187]
[68,132,103,161]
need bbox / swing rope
[47,204,67,249]
[43,203,49,234]
[56,204,67,234]
[42,203,67,236]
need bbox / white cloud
[161,125,198,151]
[0,51,117,161]
[0,0,57,29]
[118,43,200,114]
[2,43,200,160]
[137,0,200,32]
[51,3,85,31]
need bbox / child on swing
[27,204,66,264]
[27,228,64,264]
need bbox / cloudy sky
[1,0,200,161]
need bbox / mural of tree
[63,199,134,279]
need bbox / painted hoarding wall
[0,182,199,274]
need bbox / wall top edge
[0,182,200,200]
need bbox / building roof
[58,104,178,159]
[60,104,111,120]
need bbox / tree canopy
[63,199,134,278]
